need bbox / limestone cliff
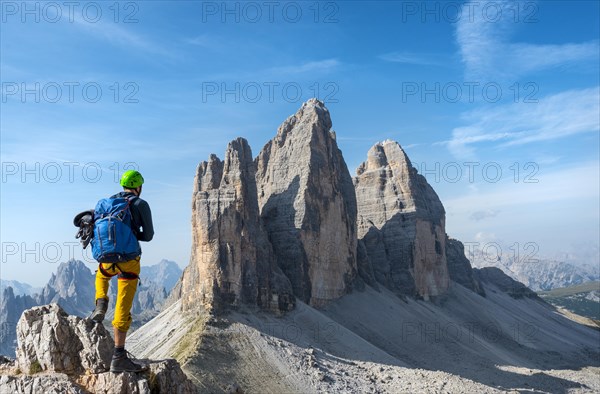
[255,99,358,306]
[353,140,449,299]
[180,138,295,314]
[445,237,485,296]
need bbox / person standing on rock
[89,170,154,373]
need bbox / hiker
[89,170,154,373]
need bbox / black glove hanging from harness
[73,209,95,249]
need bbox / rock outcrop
[474,267,541,299]
[16,304,112,374]
[181,138,295,313]
[445,237,485,296]
[179,100,463,311]
[0,287,38,357]
[255,98,358,306]
[0,304,197,393]
[140,259,182,293]
[37,260,95,317]
[353,140,449,299]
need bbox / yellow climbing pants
[95,257,140,333]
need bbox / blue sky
[1,0,599,286]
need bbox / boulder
[1,304,198,394]
[16,304,112,374]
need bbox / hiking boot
[90,298,108,323]
[110,353,147,373]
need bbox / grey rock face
[16,304,112,374]
[0,373,84,394]
[77,359,198,394]
[37,260,95,317]
[181,137,295,314]
[2,303,197,394]
[255,98,358,306]
[474,267,541,299]
[0,287,38,357]
[445,237,485,296]
[140,259,182,293]
[353,140,449,299]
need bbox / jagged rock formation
[0,304,196,393]
[16,304,112,374]
[140,259,182,293]
[474,267,541,299]
[37,260,95,317]
[255,99,358,306]
[180,138,295,313]
[446,237,485,296]
[180,100,464,312]
[101,100,600,393]
[0,287,38,357]
[0,280,39,296]
[353,140,449,300]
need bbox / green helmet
[120,170,144,189]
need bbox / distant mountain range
[0,280,41,297]
[0,259,182,357]
[469,248,599,291]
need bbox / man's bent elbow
[143,231,154,242]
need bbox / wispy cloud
[470,209,500,221]
[268,59,340,75]
[184,34,214,47]
[71,15,172,57]
[456,0,599,80]
[442,87,600,158]
[378,52,443,66]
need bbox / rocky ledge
[0,304,197,394]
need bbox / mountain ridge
[129,99,599,393]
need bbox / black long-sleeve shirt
[112,191,154,242]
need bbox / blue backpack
[91,196,141,263]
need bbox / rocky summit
[179,100,471,313]
[108,100,600,393]
[180,137,295,314]
[0,303,196,394]
[354,140,449,300]
[255,99,358,306]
